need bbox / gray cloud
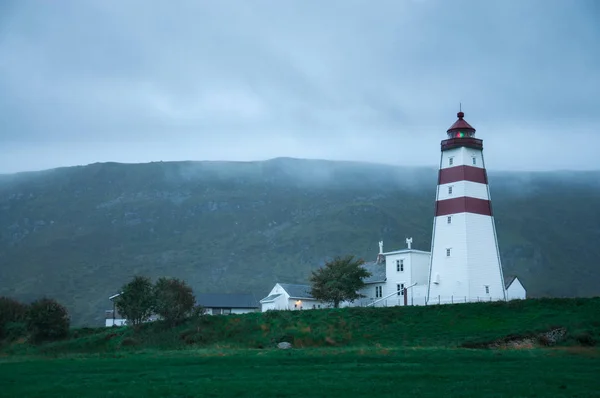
[1,0,599,173]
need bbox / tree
[0,297,28,339]
[115,276,155,326]
[153,277,196,325]
[309,255,371,308]
[26,298,70,341]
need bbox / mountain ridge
[1,158,599,326]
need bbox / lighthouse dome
[447,111,476,138]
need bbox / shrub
[26,298,70,341]
[0,297,28,338]
[153,277,196,325]
[116,276,155,326]
[574,332,597,347]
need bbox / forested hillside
[1,158,599,326]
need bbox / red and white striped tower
[427,111,506,304]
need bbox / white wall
[204,307,258,315]
[506,278,526,300]
[437,181,489,201]
[385,253,410,301]
[442,147,484,169]
[231,308,257,314]
[105,319,127,327]
[288,298,327,310]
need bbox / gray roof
[279,283,314,299]
[362,260,386,283]
[504,275,517,289]
[260,293,282,303]
[195,293,259,309]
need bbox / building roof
[447,111,476,133]
[382,249,431,256]
[108,292,122,300]
[260,293,282,303]
[279,283,314,299]
[362,260,386,284]
[504,275,518,289]
[195,293,259,309]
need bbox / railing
[441,137,483,151]
[427,296,506,305]
[353,295,511,307]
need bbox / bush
[116,276,155,326]
[0,297,28,338]
[26,298,70,341]
[153,277,195,325]
[574,332,597,347]
[3,322,27,341]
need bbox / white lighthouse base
[427,212,507,305]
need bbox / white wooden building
[505,276,527,301]
[260,236,526,312]
[260,283,329,311]
[354,239,430,307]
[105,293,127,327]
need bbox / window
[312,304,316,309]
[222,308,231,315]
[449,157,454,166]
[472,157,477,165]
[397,283,405,296]
[448,186,453,195]
[212,308,222,315]
[396,259,404,272]
[447,216,452,224]
[485,286,490,294]
[375,286,383,298]
[446,248,451,257]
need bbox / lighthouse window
[485,286,490,294]
[472,157,477,165]
[446,248,451,257]
[447,216,452,224]
[448,186,453,195]
[449,157,454,166]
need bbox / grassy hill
[1,158,600,326]
[3,298,599,355]
[1,298,599,397]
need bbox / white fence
[353,295,508,308]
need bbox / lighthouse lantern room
[427,111,506,304]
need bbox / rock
[277,342,292,349]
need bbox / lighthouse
[426,111,506,304]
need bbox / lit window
[448,186,453,195]
[446,248,451,257]
[472,157,477,165]
[485,286,490,294]
[449,157,454,166]
[447,216,452,224]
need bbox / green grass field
[2,298,599,397]
[1,347,599,397]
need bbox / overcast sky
[1,0,599,174]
